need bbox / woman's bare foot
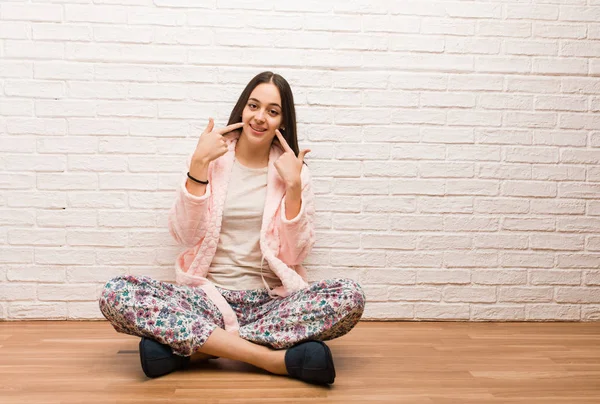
[263,349,288,375]
[190,351,218,361]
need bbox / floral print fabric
[99,275,365,356]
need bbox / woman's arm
[277,167,316,266]
[168,159,212,247]
[185,159,209,197]
[284,183,302,220]
[169,119,240,247]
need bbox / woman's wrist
[286,182,301,197]
[186,159,210,197]
[187,172,208,184]
[189,160,209,180]
[185,177,207,197]
[284,183,302,220]
[191,152,211,168]
[285,177,302,192]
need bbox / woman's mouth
[249,124,267,136]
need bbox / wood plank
[0,321,598,403]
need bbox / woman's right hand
[192,118,244,165]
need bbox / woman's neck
[235,135,270,168]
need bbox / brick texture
[1,0,599,321]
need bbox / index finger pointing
[275,129,293,153]
[218,122,244,135]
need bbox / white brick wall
[1,0,599,321]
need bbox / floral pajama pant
[99,275,366,357]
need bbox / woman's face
[241,82,283,148]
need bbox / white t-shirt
[207,159,283,290]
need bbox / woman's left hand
[274,129,310,190]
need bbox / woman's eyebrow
[248,97,282,109]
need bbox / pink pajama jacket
[168,132,316,333]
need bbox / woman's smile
[249,123,267,135]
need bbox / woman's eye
[248,103,257,109]
[270,110,279,116]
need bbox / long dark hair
[227,71,300,157]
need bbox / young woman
[99,71,365,385]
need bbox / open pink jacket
[168,132,316,333]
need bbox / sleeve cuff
[179,177,211,203]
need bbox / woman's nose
[255,109,265,121]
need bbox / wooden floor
[1,322,599,403]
